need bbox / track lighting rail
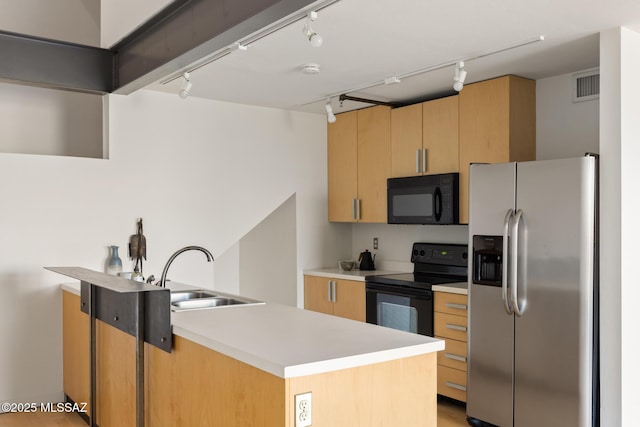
[338,94,404,108]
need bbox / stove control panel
[411,243,468,266]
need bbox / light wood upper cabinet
[357,106,391,222]
[390,103,422,177]
[458,75,536,224]
[423,96,459,174]
[328,106,390,223]
[390,96,459,178]
[328,110,358,222]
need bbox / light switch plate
[295,391,312,427]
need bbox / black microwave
[387,173,459,224]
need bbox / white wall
[239,195,297,306]
[0,82,105,158]
[0,0,100,46]
[599,27,640,427]
[0,1,105,159]
[101,0,171,47]
[536,71,600,160]
[0,89,337,405]
[351,224,468,271]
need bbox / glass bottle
[106,245,123,276]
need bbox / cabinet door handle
[446,323,467,332]
[423,148,427,173]
[445,302,468,311]
[352,199,357,221]
[444,353,467,363]
[416,149,421,173]
[332,281,337,302]
[445,381,467,392]
[327,281,332,302]
[356,199,361,221]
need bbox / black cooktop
[366,273,466,290]
[365,242,468,291]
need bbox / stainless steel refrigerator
[466,155,598,427]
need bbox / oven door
[365,282,433,337]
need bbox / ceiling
[146,0,640,114]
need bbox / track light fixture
[303,11,323,47]
[325,100,336,123]
[453,61,467,92]
[178,72,192,99]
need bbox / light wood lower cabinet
[434,291,468,402]
[62,291,90,415]
[303,275,365,322]
[62,291,136,425]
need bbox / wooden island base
[63,291,438,427]
[148,336,437,427]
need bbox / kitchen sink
[169,289,263,311]
[170,290,218,303]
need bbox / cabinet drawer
[436,337,467,371]
[434,312,468,342]
[434,292,468,316]
[437,365,467,402]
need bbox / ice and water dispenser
[472,235,503,286]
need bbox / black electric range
[366,242,468,290]
[365,242,468,337]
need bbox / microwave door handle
[434,187,442,222]
[502,209,514,315]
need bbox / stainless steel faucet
[159,246,214,288]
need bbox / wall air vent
[572,68,599,103]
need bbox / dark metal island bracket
[46,266,172,427]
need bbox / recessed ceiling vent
[572,68,599,103]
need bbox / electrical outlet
[373,237,379,250]
[295,392,312,427]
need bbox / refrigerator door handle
[502,209,514,315]
[510,209,526,316]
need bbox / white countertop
[61,282,443,379]
[432,282,468,295]
[303,268,403,281]
[305,269,468,295]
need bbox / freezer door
[467,162,516,427]
[513,157,595,427]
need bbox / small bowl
[338,260,355,271]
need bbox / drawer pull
[446,323,467,332]
[445,381,467,392]
[445,302,468,310]
[444,353,467,363]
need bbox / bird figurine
[128,218,147,274]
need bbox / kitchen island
[62,282,443,426]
